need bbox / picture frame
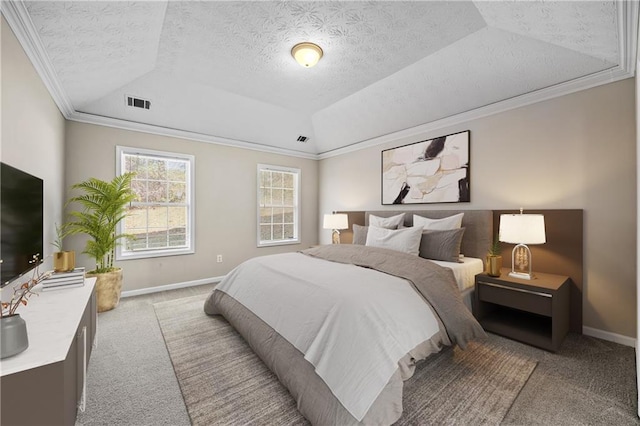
[381,130,470,205]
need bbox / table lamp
[499,209,546,279]
[323,213,349,244]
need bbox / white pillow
[365,226,422,256]
[369,213,405,229]
[413,213,464,231]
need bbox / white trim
[117,247,195,261]
[69,111,319,160]
[1,1,75,117]
[3,0,638,161]
[258,240,302,248]
[1,1,318,160]
[115,146,196,261]
[583,326,636,348]
[318,67,633,159]
[319,1,638,159]
[620,0,639,74]
[120,275,224,298]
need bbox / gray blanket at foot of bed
[204,290,446,425]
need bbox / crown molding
[318,0,638,159]
[1,0,75,117]
[68,111,320,160]
[620,0,639,73]
[3,0,637,163]
[1,0,318,160]
[317,64,633,159]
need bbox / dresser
[1,278,97,425]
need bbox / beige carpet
[154,295,537,425]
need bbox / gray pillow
[419,228,465,262]
[352,224,368,245]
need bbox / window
[257,164,300,247]
[116,146,195,260]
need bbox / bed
[204,210,492,425]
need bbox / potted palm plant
[486,233,502,277]
[65,173,136,312]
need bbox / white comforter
[215,252,441,421]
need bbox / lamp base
[510,244,535,280]
[508,271,535,280]
[331,230,341,244]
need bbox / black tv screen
[1,162,44,287]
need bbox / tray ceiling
[4,1,635,157]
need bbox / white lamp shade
[499,214,546,244]
[323,213,348,230]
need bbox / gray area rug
[154,295,537,425]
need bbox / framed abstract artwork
[381,130,470,205]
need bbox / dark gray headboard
[361,210,493,259]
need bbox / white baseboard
[121,276,225,299]
[583,326,636,348]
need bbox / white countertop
[0,277,96,376]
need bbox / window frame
[115,146,195,260]
[256,164,301,247]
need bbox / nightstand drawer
[477,281,552,317]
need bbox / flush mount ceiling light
[291,42,323,68]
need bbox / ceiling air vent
[297,135,308,143]
[125,95,151,110]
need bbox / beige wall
[319,78,637,338]
[1,17,66,275]
[65,122,318,291]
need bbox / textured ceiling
[16,1,627,155]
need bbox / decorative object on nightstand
[323,213,349,244]
[499,209,546,280]
[485,233,502,277]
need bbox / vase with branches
[1,255,51,358]
[65,173,136,312]
[1,255,50,318]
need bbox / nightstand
[473,268,570,352]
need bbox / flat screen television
[1,162,44,287]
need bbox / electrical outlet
[216,255,223,263]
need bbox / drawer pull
[78,326,87,413]
[478,281,552,298]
